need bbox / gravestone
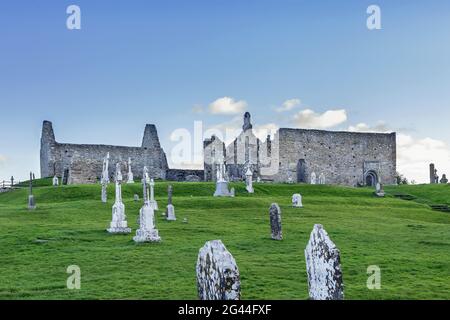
[196,240,241,300]
[166,185,176,221]
[375,182,385,197]
[440,174,448,184]
[149,178,158,210]
[269,203,282,240]
[133,168,161,243]
[127,157,134,184]
[305,224,344,300]
[292,194,303,208]
[214,160,232,197]
[245,168,254,193]
[52,175,59,186]
[318,173,325,185]
[100,153,110,203]
[310,172,317,185]
[28,172,36,210]
[133,194,139,201]
[107,164,131,234]
[230,187,235,197]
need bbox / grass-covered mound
[0,181,449,300]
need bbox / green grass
[0,181,449,300]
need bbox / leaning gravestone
[305,224,344,300]
[196,240,241,300]
[269,203,282,240]
[292,194,303,208]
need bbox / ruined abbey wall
[271,128,397,186]
[40,121,168,183]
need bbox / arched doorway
[365,170,378,187]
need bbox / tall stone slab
[196,240,241,300]
[101,153,110,203]
[107,163,131,234]
[310,172,317,185]
[269,203,282,240]
[28,172,36,210]
[127,157,134,184]
[245,168,254,193]
[305,224,344,300]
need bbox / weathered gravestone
[305,224,344,300]
[52,175,59,186]
[149,178,158,210]
[440,174,448,184]
[375,182,385,197]
[292,194,303,208]
[127,157,134,184]
[100,153,110,203]
[133,167,161,243]
[318,173,326,185]
[107,163,131,234]
[269,203,282,240]
[166,185,176,221]
[196,240,241,300]
[245,168,254,193]
[28,172,36,210]
[310,172,317,185]
[133,194,139,201]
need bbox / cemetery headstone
[305,224,344,300]
[133,167,161,243]
[311,172,317,185]
[166,185,176,221]
[107,163,131,234]
[196,240,241,300]
[245,168,254,193]
[127,157,134,184]
[292,194,303,208]
[101,153,110,203]
[269,203,282,240]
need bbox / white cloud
[275,98,301,112]
[208,97,247,115]
[254,123,279,141]
[347,121,391,133]
[293,109,347,129]
[397,134,450,183]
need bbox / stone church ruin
[40,113,396,186]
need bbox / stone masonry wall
[272,128,396,186]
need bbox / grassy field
[0,180,449,300]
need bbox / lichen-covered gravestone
[196,240,241,300]
[269,203,282,240]
[304,224,344,300]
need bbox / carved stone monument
[196,240,241,300]
[310,172,317,185]
[213,158,232,197]
[149,178,158,210]
[107,164,131,234]
[305,224,344,300]
[245,168,254,193]
[101,152,110,203]
[269,203,282,240]
[292,194,303,208]
[28,172,36,210]
[133,167,161,243]
[166,185,176,221]
[127,157,134,184]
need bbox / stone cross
[107,163,131,234]
[28,172,36,210]
[149,178,158,210]
[305,224,344,300]
[127,157,134,184]
[318,173,325,185]
[100,153,110,203]
[168,185,173,205]
[245,168,254,193]
[196,240,241,300]
[292,194,303,208]
[133,167,161,242]
[166,185,176,221]
[310,172,317,185]
[269,203,282,240]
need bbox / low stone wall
[166,169,205,182]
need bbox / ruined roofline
[278,127,396,137]
[41,120,163,149]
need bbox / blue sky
[1,0,450,183]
